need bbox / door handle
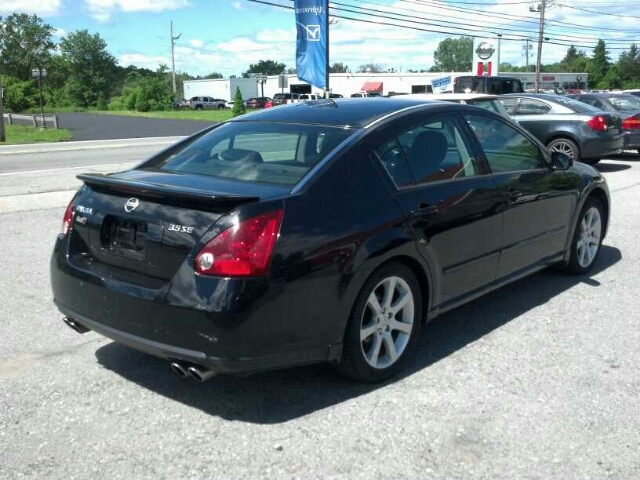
[411,203,439,217]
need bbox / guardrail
[2,113,60,129]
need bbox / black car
[453,76,524,94]
[245,97,272,109]
[571,93,640,154]
[500,93,625,165]
[272,93,300,106]
[52,99,610,383]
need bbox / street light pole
[31,68,47,130]
[170,21,182,104]
[532,0,548,92]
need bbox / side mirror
[550,151,573,170]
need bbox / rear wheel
[547,137,579,162]
[195,105,203,110]
[562,197,604,275]
[337,263,422,382]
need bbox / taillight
[62,200,74,235]
[195,209,283,277]
[622,115,640,130]
[586,115,608,132]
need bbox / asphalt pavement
[0,142,639,479]
[55,113,214,141]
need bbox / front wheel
[337,263,422,382]
[562,197,605,275]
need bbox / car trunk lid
[70,170,287,281]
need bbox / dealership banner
[472,37,500,76]
[294,0,327,89]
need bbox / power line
[332,0,635,44]
[556,3,640,18]
[247,0,634,49]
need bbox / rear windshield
[150,122,354,186]
[607,95,640,110]
[552,97,600,113]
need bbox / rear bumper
[623,131,640,149]
[55,301,340,374]
[580,132,625,160]
[50,234,343,374]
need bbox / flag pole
[325,0,330,96]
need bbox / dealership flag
[294,0,327,89]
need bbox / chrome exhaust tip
[187,365,217,383]
[62,317,90,334]
[170,362,189,378]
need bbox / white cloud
[231,1,245,11]
[188,38,204,48]
[0,0,61,16]
[53,27,67,38]
[119,52,170,69]
[85,0,189,22]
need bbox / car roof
[401,93,498,101]
[229,98,459,128]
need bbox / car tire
[562,197,605,275]
[547,137,580,162]
[195,105,203,110]
[337,263,422,383]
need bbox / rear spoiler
[77,173,259,210]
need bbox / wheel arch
[546,133,581,155]
[588,186,610,240]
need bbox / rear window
[149,122,354,186]
[607,95,640,110]
[551,97,600,113]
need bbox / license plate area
[101,215,148,261]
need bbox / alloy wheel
[360,276,415,369]
[549,141,575,159]
[577,206,602,268]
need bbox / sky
[1,0,639,77]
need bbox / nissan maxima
[51,99,610,383]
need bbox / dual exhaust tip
[62,317,216,383]
[170,362,217,382]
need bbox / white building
[183,71,588,100]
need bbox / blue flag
[294,0,327,90]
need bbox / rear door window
[517,99,551,115]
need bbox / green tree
[599,65,622,89]
[618,44,640,88]
[588,39,610,88]
[560,46,589,73]
[60,29,117,107]
[134,65,172,111]
[0,76,38,112]
[232,87,246,117]
[0,13,55,80]
[244,59,286,76]
[329,62,349,73]
[431,36,473,72]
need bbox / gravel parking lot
[0,147,638,479]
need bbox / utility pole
[170,21,182,101]
[531,1,547,92]
[0,77,5,142]
[522,38,532,69]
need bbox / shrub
[232,87,246,117]
[96,92,108,110]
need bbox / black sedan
[570,93,640,154]
[500,93,625,165]
[51,99,610,383]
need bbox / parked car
[351,92,381,98]
[245,97,272,109]
[52,99,610,383]
[329,93,344,99]
[623,89,640,98]
[453,76,524,94]
[188,96,226,110]
[225,100,235,109]
[499,93,624,165]
[173,98,189,109]
[401,93,511,119]
[264,99,273,109]
[299,94,319,101]
[272,93,300,106]
[570,93,640,154]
